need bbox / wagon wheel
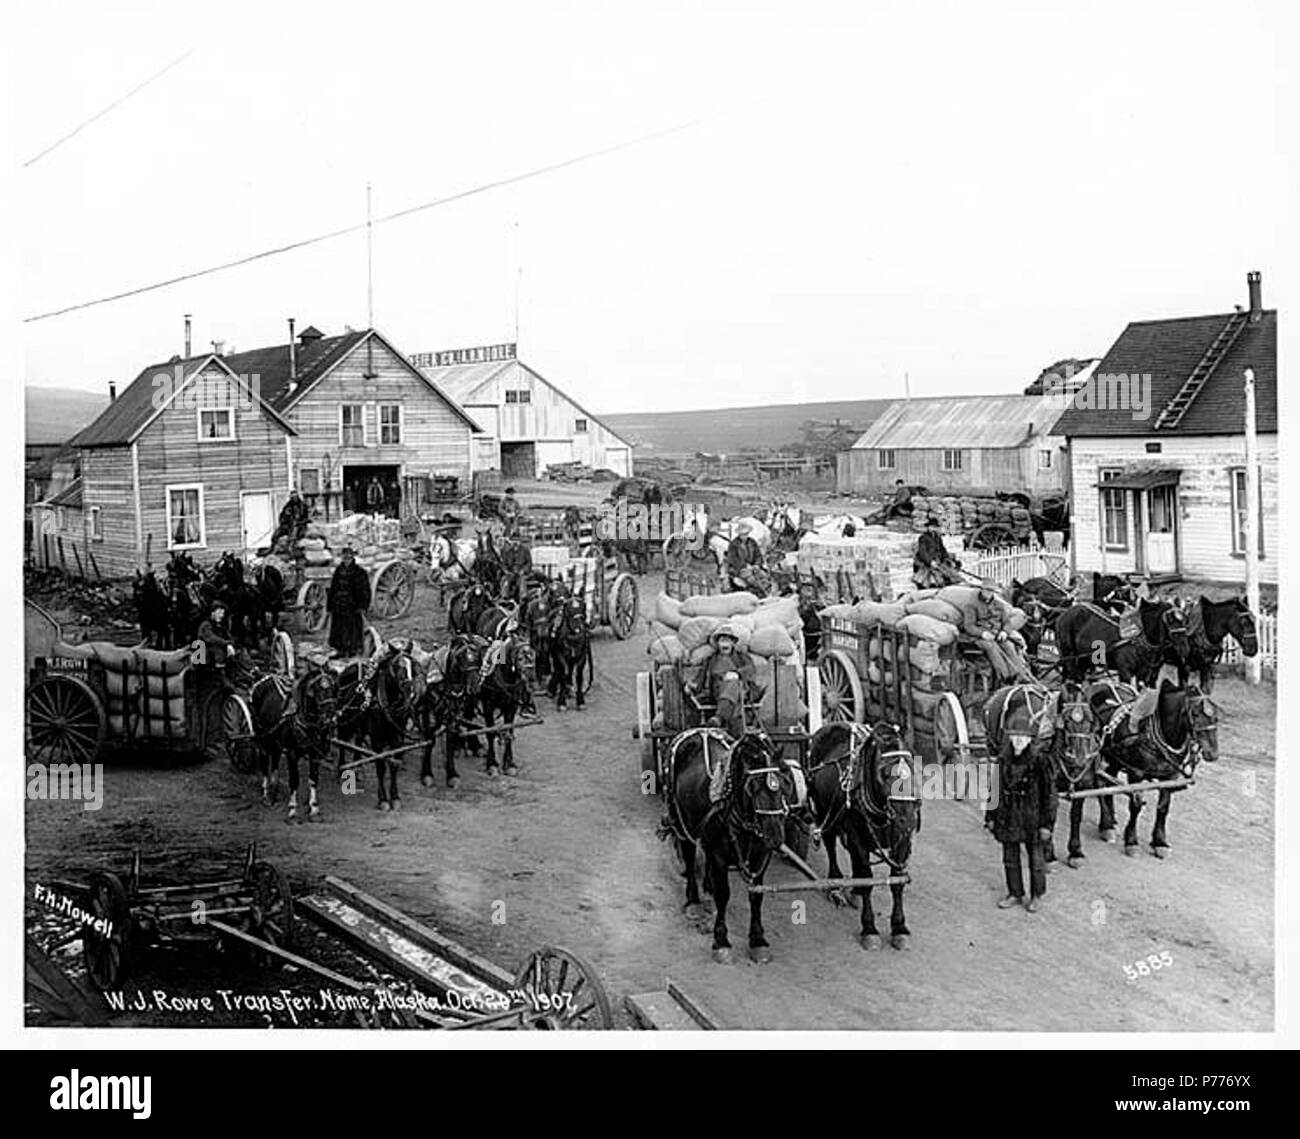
[371,560,416,620]
[659,669,688,732]
[297,581,327,634]
[818,650,864,724]
[361,624,383,660]
[513,945,614,1029]
[270,630,296,677]
[934,691,969,765]
[244,861,295,954]
[82,871,131,990]
[27,675,107,765]
[609,573,639,640]
[969,523,1017,551]
[205,690,257,772]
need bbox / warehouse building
[413,343,632,480]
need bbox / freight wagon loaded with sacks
[633,589,821,792]
[814,583,1034,764]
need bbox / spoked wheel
[512,946,614,1029]
[270,630,295,677]
[298,581,327,634]
[969,523,1017,551]
[371,560,416,620]
[361,624,383,660]
[934,691,969,765]
[82,871,131,990]
[205,691,257,772]
[818,650,864,724]
[243,861,295,960]
[27,675,106,765]
[609,573,639,639]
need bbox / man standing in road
[327,546,372,657]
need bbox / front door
[1145,485,1178,574]
[241,491,275,552]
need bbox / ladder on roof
[1152,310,1250,430]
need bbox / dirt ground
[25,570,1274,1031]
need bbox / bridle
[724,733,795,884]
[1051,691,1101,789]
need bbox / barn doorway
[500,442,536,481]
[342,464,401,517]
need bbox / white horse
[428,534,478,583]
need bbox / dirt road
[24,571,1273,1030]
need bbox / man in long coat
[985,726,1057,912]
[327,547,371,657]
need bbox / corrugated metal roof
[851,394,1066,450]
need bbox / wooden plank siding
[1068,435,1278,585]
[78,447,137,577]
[838,435,1067,496]
[463,364,631,477]
[285,337,472,492]
[135,361,290,564]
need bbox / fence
[963,544,1070,589]
[1220,611,1277,674]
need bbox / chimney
[1247,271,1262,320]
[288,318,298,392]
[108,381,117,403]
[211,339,225,356]
[184,313,192,358]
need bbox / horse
[520,580,556,687]
[804,720,919,950]
[1055,597,1190,684]
[548,594,593,711]
[1087,678,1220,858]
[474,530,505,596]
[133,569,173,648]
[448,582,494,637]
[1092,572,1136,613]
[331,650,421,811]
[666,727,798,963]
[497,537,534,602]
[763,503,807,555]
[247,560,286,644]
[1009,576,1076,657]
[477,634,536,776]
[244,663,339,818]
[1175,596,1259,692]
[418,636,485,790]
[1042,680,1109,867]
[429,533,477,583]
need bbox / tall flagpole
[367,182,374,329]
[1243,367,1261,685]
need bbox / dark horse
[133,569,173,647]
[1092,572,1137,613]
[418,636,485,790]
[1055,597,1190,684]
[448,582,494,637]
[476,634,536,777]
[245,664,339,819]
[333,651,421,811]
[1088,678,1220,858]
[548,594,593,711]
[1174,596,1259,692]
[1042,680,1109,867]
[804,720,919,950]
[667,726,798,963]
[1009,576,1076,657]
[520,579,557,687]
[497,536,534,603]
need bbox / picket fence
[963,544,1277,674]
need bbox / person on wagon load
[913,518,963,588]
[684,622,763,738]
[724,521,764,591]
[953,584,1034,683]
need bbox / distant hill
[26,387,108,444]
[604,399,895,456]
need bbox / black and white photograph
[4,0,1294,1088]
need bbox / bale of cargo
[750,594,800,633]
[677,615,723,653]
[687,643,715,665]
[303,549,333,566]
[91,644,137,672]
[679,591,759,619]
[758,661,807,727]
[136,646,192,678]
[904,597,963,625]
[748,625,796,659]
[897,613,960,645]
[851,600,906,627]
[648,633,686,665]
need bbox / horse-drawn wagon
[532,547,639,640]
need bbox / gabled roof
[71,354,296,449]
[1055,310,1277,437]
[45,477,83,509]
[71,328,481,449]
[851,394,1066,450]
[419,357,632,448]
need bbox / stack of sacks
[645,589,805,669]
[52,640,191,738]
[909,495,1032,542]
[292,513,414,582]
[531,545,571,574]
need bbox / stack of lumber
[50,640,191,738]
[908,495,1032,540]
[797,528,963,603]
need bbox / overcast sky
[16,0,1286,413]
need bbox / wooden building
[1055,273,1277,585]
[414,343,632,480]
[838,392,1072,497]
[51,355,295,578]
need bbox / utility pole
[1243,367,1261,685]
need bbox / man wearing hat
[686,622,762,739]
[498,486,521,537]
[724,521,764,591]
[913,518,963,587]
[955,583,1033,682]
[327,546,372,657]
[272,489,310,546]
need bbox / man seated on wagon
[954,584,1034,683]
[724,521,765,591]
[499,487,522,537]
[685,623,764,739]
[913,519,964,588]
[271,489,310,547]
